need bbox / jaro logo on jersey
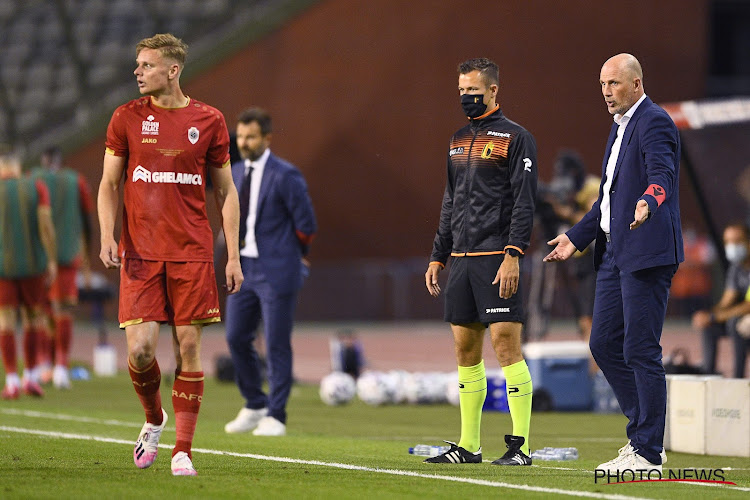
[132,165,203,185]
[141,115,159,135]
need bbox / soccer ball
[356,371,391,406]
[386,370,409,404]
[445,371,460,406]
[423,371,448,403]
[319,371,356,406]
[403,372,432,404]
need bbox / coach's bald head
[600,53,645,116]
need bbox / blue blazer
[231,152,317,293]
[567,97,684,273]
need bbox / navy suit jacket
[567,96,684,273]
[231,152,317,293]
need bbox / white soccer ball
[319,371,356,406]
[424,371,448,403]
[356,371,391,406]
[445,371,460,406]
[386,370,409,404]
[403,372,433,404]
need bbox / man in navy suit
[545,54,683,473]
[224,107,316,436]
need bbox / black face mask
[461,93,487,118]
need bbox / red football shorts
[118,259,221,328]
[49,263,79,304]
[0,274,48,309]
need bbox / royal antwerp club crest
[188,126,199,144]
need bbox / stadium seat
[1,0,292,156]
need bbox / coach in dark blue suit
[545,54,683,473]
[224,107,316,437]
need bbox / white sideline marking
[0,408,176,431]
[1,423,748,494]
[0,425,649,500]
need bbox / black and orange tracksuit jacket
[430,105,538,266]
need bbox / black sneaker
[424,441,482,464]
[491,435,532,466]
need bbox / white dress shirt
[239,147,270,258]
[599,93,647,234]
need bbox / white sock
[6,373,20,388]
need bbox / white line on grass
[2,424,748,495]
[0,425,649,500]
[0,408,176,431]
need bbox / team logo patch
[481,141,494,159]
[188,126,199,144]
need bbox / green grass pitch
[0,373,748,499]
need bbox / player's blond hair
[136,33,188,65]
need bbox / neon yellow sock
[502,359,532,455]
[457,360,486,453]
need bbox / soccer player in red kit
[0,146,57,400]
[32,145,94,389]
[98,33,243,476]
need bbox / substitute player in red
[32,145,94,389]
[0,146,57,399]
[98,33,243,477]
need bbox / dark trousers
[225,260,299,424]
[702,319,749,378]
[589,242,677,465]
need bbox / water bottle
[530,447,579,461]
[409,444,450,457]
[70,366,90,381]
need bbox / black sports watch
[505,247,522,258]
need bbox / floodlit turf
[0,373,748,499]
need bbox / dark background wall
[66,0,709,319]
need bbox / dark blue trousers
[589,242,677,465]
[225,260,299,425]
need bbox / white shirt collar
[614,93,647,126]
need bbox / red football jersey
[105,96,230,262]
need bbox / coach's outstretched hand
[629,199,650,230]
[543,233,577,263]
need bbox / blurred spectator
[670,224,715,317]
[533,150,599,371]
[329,329,364,379]
[692,222,750,377]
